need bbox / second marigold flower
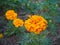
[5,10,17,20]
[13,18,24,27]
[0,33,3,39]
[24,15,48,34]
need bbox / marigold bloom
[5,10,17,20]
[0,33,3,39]
[24,15,48,34]
[13,18,24,27]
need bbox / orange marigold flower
[24,15,48,34]
[13,18,24,27]
[5,10,17,20]
[0,33,3,39]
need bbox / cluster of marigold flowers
[5,10,24,27]
[5,10,48,34]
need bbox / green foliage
[17,30,52,45]
[4,20,25,37]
